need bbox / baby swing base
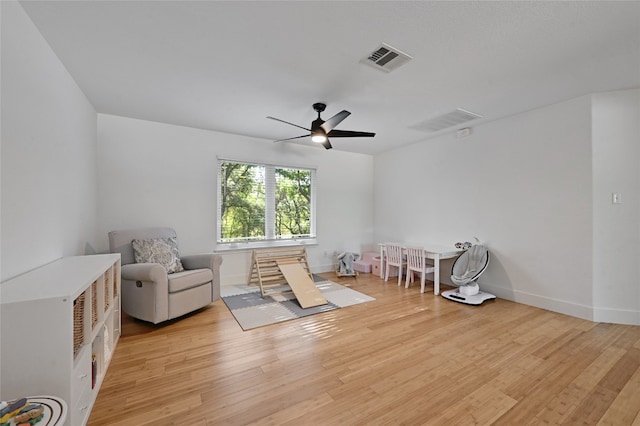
[441,286,495,305]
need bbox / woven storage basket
[91,281,98,329]
[113,264,119,298]
[73,293,86,358]
[104,271,110,312]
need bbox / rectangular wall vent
[360,43,413,73]
[410,108,483,132]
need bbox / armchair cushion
[132,237,184,273]
[168,268,213,293]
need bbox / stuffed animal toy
[337,251,359,275]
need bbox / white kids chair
[405,246,436,293]
[384,242,406,286]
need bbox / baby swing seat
[442,242,495,305]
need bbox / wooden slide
[248,248,327,308]
[276,261,327,308]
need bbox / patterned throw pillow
[131,237,184,274]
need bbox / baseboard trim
[481,283,594,322]
[592,307,640,325]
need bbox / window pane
[217,159,316,247]
[275,167,311,239]
[219,162,265,241]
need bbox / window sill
[215,238,318,253]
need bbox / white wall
[375,95,596,320]
[96,114,374,284]
[3,0,637,324]
[1,1,98,281]
[592,89,640,324]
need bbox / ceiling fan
[267,102,375,150]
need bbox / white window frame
[216,158,317,252]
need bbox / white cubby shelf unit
[1,254,121,426]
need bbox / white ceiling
[20,1,640,155]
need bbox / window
[216,159,316,250]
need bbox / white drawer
[71,387,92,426]
[71,348,92,406]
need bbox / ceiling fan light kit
[311,130,327,143]
[267,102,375,150]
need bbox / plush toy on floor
[336,251,359,277]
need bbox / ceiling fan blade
[320,110,351,133]
[273,134,311,143]
[267,116,310,132]
[322,138,333,150]
[327,130,376,138]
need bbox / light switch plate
[612,193,622,204]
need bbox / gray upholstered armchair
[108,227,222,324]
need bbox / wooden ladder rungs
[248,248,313,297]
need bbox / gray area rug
[221,275,375,330]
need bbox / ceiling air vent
[360,43,413,73]
[410,108,483,132]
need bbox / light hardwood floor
[89,273,640,425]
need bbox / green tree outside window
[218,160,315,244]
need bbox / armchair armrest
[181,253,223,301]
[181,253,223,271]
[121,263,168,283]
[120,263,169,324]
